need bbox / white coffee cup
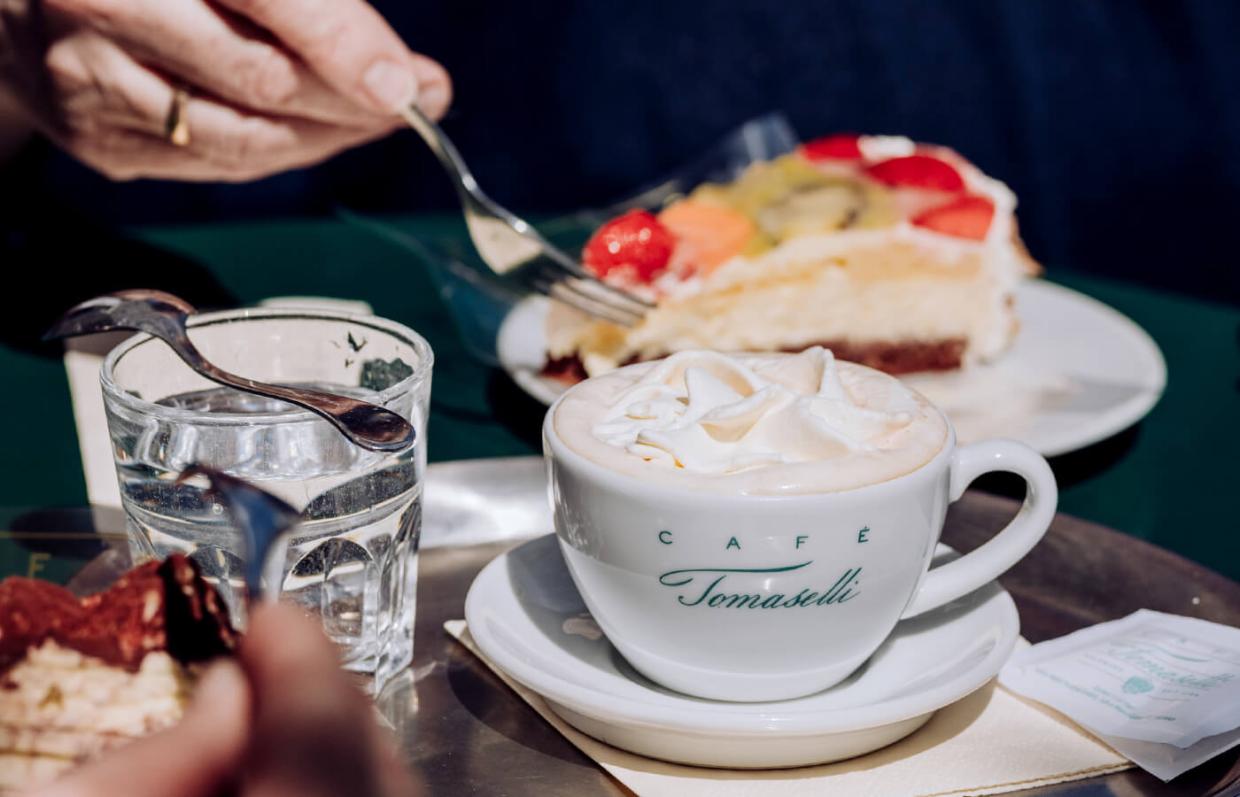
[543,372,1057,702]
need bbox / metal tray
[387,457,1240,797]
[7,458,1234,795]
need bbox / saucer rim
[465,536,1020,736]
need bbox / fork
[398,104,651,327]
[176,465,299,603]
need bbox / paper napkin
[445,620,1131,797]
[1000,610,1240,781]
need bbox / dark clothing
[13,0,1240,303]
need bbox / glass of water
[100,308,432,693]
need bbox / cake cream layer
[0,753,72,794]
[0,642,191,792]
[548,226,1022,377]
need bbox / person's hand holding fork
[0,0,450,180]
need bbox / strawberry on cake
[545,133,1039,381]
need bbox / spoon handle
[42,289,416,452]
[167,337,416,453]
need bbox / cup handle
[900,440,1057,619]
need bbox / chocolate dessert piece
[0,555,236,793]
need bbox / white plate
[465,534,1019,769]
[496,280,1166,457]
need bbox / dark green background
[2,217,1237,582]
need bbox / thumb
[28,659,250,797]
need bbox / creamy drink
[553,348,947,494]
[544,349,1056,702]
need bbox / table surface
[4,485,1238,795]
[395,490,1240,796]
[1,214,1238,585]
[1,210,1238,795]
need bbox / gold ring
[164,85,191,147]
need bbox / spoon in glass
[44,289,415,452]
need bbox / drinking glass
[101,308,432,692]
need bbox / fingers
[29,660,250,797]
[47,0,386,126]
[32,607,418,797]
[64,112,392,183]
[44,0,452,122]
[34,0,453,183]
[213,0,452,117]
[181,96,399,179]
[238,603,390,797]
[43,30,398,181]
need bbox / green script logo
[658,562,862,609]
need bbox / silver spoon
[178,465,299,601]
[44,289,415,452]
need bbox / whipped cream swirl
[590,348,921,474]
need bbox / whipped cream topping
[554,350,948,494]
[593,348,917,473]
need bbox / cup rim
[101,307,433,425]
[544,386,957,504]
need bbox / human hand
[28,603,422,797]
[0,0,450,181]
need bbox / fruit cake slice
[0,555,237,793]
[545,134,1039,381]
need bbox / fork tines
[396,102,653,328]
[525,250,652,327]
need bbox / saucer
[464,535,1020,769]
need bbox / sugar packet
[1000,609,1240,781]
